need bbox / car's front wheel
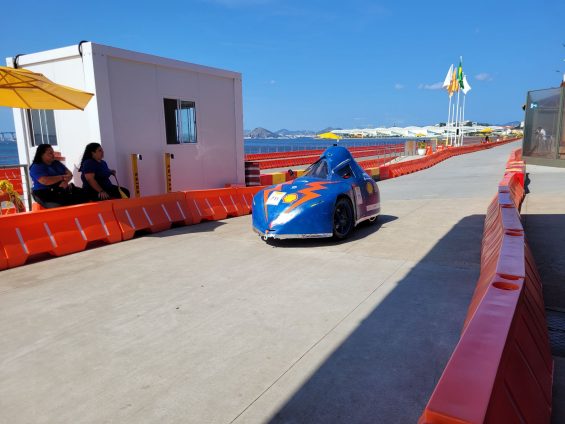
[333,198,354,239]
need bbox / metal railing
[0,164,32,213]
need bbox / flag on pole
[462,74,472,94]
[448,70,459,97]
[442,64,454,90]
[457,59,464,90]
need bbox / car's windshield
[303,159,329,179]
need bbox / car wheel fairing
[333,198,354,239]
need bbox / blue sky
[1,0,564,132]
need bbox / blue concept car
[252,146,381,240]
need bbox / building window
[164,99,197,144]
[30,109,58,146]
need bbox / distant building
[523,86,565,166]
[0,132,16,142]
[7,42,244,194]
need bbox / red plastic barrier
[245,161,261,186]
[379,139,518,180]
[499,172,525,210]
[234,186,266,214]
[0,241,7,270]
[184,188,241,223]
[245,144,404,161]
[0,168,24,195]
[112,192,191,240]
[0,202,121,269]
[419,153,552,424]
[253,145,405,169]
[260,174,274,186]
[357,156,398,170]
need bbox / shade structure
[480,127,493,133]
[0,66,93,110]
[317,132,341,140]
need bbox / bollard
[130,154,142,197]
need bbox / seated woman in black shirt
[80,143,130,201]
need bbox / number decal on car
[267,191,286,205]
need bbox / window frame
[334,163,356,180]
[29,109,58,147]
[163,98,198,145]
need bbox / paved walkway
[1,141,559,423]
[521,162,565,424]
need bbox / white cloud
[418,82,443,90]
[394,83,404,90]
[475,73,493,81]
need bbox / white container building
[7,42,244,195]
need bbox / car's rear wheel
[333,198,354,239]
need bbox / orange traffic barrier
[419,154,552,424]
[0,202,121,269]
[260,174,274,186]
[111,192,191,240]
[378,139,519,181]
[0,242,7,270]
[183,188,233,223]
[499,172,525,210]
[234,186,266,214]
[245,161,261,186]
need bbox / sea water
[0,142,18,166]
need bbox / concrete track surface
[1,141,558,423]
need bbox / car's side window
[335,164,354,180]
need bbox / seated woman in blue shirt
[80,143,130,201]
[30,144,87,208]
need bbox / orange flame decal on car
[284,181,332,214]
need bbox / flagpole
[446,95,452,146]
[454,87,461,146]
[451,103,456,145]
[461,93,467,145]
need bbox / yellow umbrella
[317,132,341,140]
[0,66,93,110]
[480,127,493,133]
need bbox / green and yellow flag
[457,60,464,90]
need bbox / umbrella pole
[21,109,33,211]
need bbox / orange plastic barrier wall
[245,144,403,161]
[253,145,405,170]
[0,202,121,269]
[419,147,553,423]
[379,138,520,181]
[0,186,267,271]
[111,192,192,240]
